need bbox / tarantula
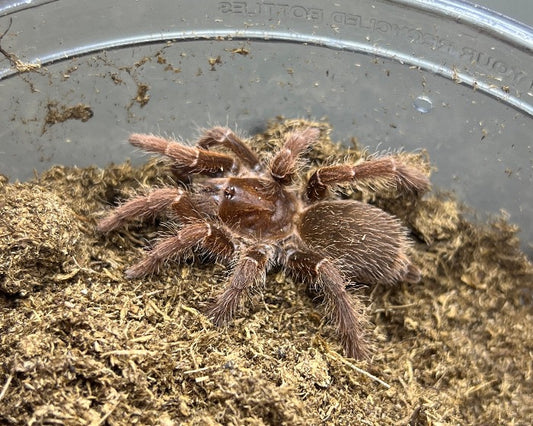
[97,125,430,359]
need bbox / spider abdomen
[297,200,419,285]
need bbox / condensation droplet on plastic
[413,96,433,113]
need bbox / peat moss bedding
[1,120,532,425]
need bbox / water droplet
[413,96,433,114]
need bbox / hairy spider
[97,125,430,359]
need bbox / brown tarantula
[97,125,430,359]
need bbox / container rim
[395,0,533,46]
[1,0,532,48]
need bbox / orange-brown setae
[97,126,430,359]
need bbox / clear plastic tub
[0,0,531,255]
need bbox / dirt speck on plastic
[43,101,94,133]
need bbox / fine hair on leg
[209,244,273,326]
[286,249,370,360]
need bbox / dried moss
[0,119,531,425]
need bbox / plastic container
[0,0,531,255]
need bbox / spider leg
[97,187,203,233]
[129,133,238,175]
[196,126,261,171]
[286,248,370,360]
[209,244,274,326]
[125,222,234,278]
[270,127,320,185]
[306,156,430,201]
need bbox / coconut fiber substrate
[1,119,532,425]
